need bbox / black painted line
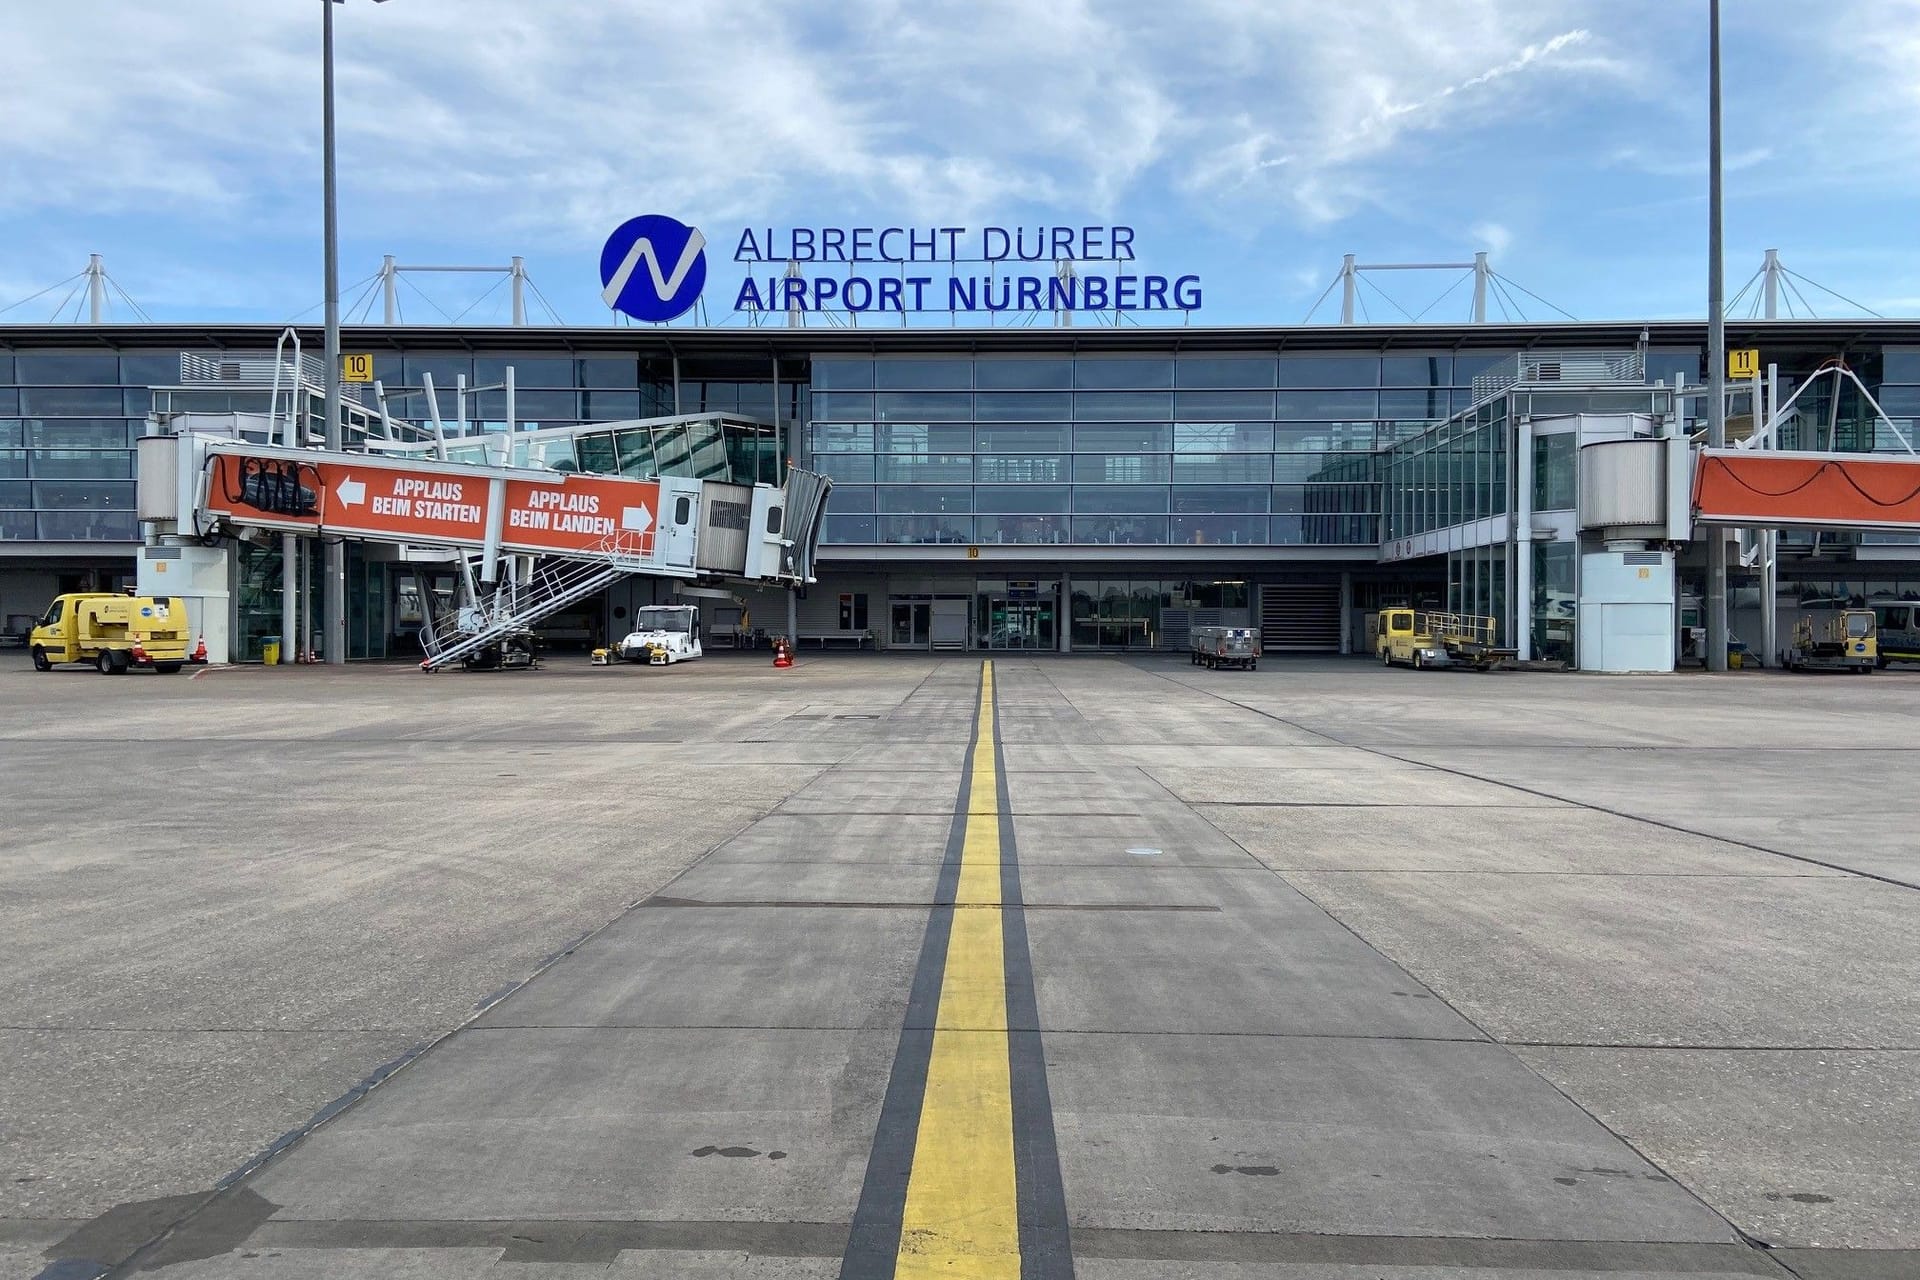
[837,672,982,1280]
[994,678,1077,1280]
[1069,1228,1786,1275]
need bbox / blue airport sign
[601,217,1202,320]
[599,214,708,323]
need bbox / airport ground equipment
[1785,608,1877,673]
[1870,601,1920,668]
[1374,608,1514,670]
[29,593,191,674]
[618,604,703,665]
[1190,625,1259,670]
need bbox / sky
[2,0,1917,330]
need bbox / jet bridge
[136,430,830,670]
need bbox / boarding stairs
[419,533,647,672]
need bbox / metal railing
[1471,350,1645,401]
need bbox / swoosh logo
[602,227,707,307]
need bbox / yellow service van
[29,593,191,674]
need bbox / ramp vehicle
[1190,625,1259,670]
[1786,608,1876,673]
[30,593,191,674]
[1375,608,1514,670]
[618,604,703,665]
[1870,601,1920,668]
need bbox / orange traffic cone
[190,634,208,665]
[773,638,794,669]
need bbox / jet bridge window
[674,495,692,524]
[766,505,783,535]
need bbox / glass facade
[0,351,153,541]
[804,353,1469,547]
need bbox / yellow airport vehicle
[1374,608,1514,671]
[1786,608,1876,673]
[29,593,191,674]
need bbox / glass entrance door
[890,600,931,648]
[983,596,1055,650]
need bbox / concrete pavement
[5,651,1918,1278]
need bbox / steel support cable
[1492,272,1577,321]
[1494,276,1529,322]
[450,271,509,323]
[398,273,455,322]
[106,277,153,322]
[1357,272,1415,322]
[1783,274,1822,321]
[0,270,86,317]
[524,276,567,325]
[1782,267,1883,318]
[1411,271,1472,322]
[50,278,88,322]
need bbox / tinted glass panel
[876,485,971,513]
[1072,485,1168,513]
[0,449,25,478]
[20,387,125,415]
[974,392,1072,420]
[812,392,876,420]
[513,390,579,421]
[974,358,1072,389]
[977,515,1068,543]
[875,392,972,421]
[1173,453,1271,482]
[1071,514,1168,543]
[34,480,134,508]
[1171,485,1268,512]
[1171,514,1265,545]
[32,451,133,479]
[1646,349,1701,386]
[1174,357,1276,388]
[976,453,1067,482]
[1276,452,1372,482]
[14,354,120,384]
[1075,424,1172,452]
[1452,351,1518,383]
[1074,357,1173,389]
[822,513,877,541]
[1885,349,1920,382]
[1175,390,1277,419]
[873,359,972,389]
[813,454,876,482]
[811,423,875,452]
[875,453,972,482]
[38,510,138,540]
[1278,355,1379,387]
[25,419,132,448]
[976,485,1069,513]
[1378,389,1450,419]
[829,485,875,512]
[1071,453,1171,483]
[0,390,15,414]
[403,356,475,387]
[1074,391,1172,420]
[810,359,874,390]
[878,515,974,543]
[118,353,183,385]
[577,357,641,388]
[1276,389,1377,418]
[475,357,574,386]
[877,423,971,452]
[1173,422,1271,452]
[1380,355,1452,386]
[976,423,1071,451]
[0,480,29,506]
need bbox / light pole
[321,0,386,665]
[1705,0,1728,671]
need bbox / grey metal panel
[135,435,179,521]
[695,481,751,574]
[1579,438,1666,530]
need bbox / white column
[1514,416,1535,660]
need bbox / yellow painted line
[895,660,1021,1278]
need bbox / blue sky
[2,0,1916,329]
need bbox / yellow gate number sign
[342,353,374,383]
[1728,348,1760,379]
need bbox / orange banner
[502,474,659,556]
[1694,450,1920,530]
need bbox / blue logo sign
[599,215,707,322]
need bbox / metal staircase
[420,533,649,671]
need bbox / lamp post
[1705,0,1728,671]
[321,0,386,665]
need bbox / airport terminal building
[4,318,1919,660]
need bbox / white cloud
[1471,221,1514,258]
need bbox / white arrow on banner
[337,476,367,507]
[621,504,653,534]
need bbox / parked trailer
[1191,625,1260,670]
[1786,608,1876,673]
[1375,608,1515,671]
